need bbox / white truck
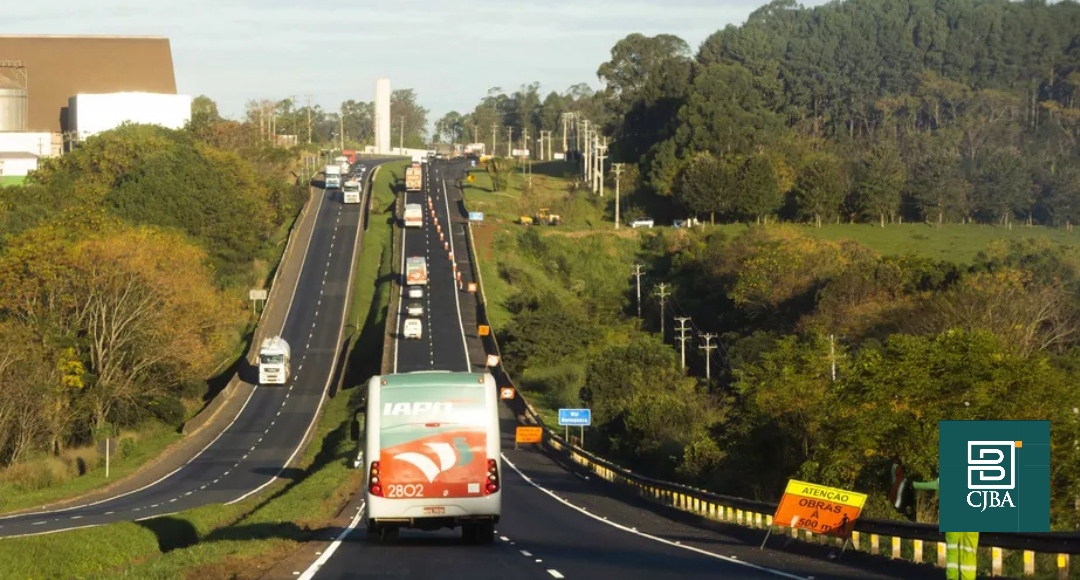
[335,155,350,175]
[343,180,361,204]
[258,336,291,385]
[403,203,423,228]
[325,165,342,189]
[405,164,422,192]
[405,256,428,286]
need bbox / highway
[299,159,927,580]
[0,160,390,538]
[393,160,472,373]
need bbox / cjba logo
[939,421,1050,532]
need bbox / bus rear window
[379,386,486,433]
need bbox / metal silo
[0,87,29,132]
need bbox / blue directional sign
[468,211,484,221]
[558,408,591,427]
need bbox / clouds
[8,0,827,122]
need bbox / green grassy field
[0,172,399,578]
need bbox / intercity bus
[363,371,502,543]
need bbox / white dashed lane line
[114,207,351,515]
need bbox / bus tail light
[484,458,500,494]
[368,461,383,496]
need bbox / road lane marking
[500,454,812,580]
[547,571,564,579]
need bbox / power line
[632,264,645,319]
[699,333,718,380]
[675,317,692,370]
[655,283,670,341]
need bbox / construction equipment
[533,208,561,226]
[517,215,534,225]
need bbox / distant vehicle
[405,165,423,192]
[363,372,502,543]
[403,203,423,228]
[630,217,655,228]
[403,318,423,340]
[258,336,291,385]
[325,165,342,189]
[343,180,361,204]
[407,286,424,299]
[406,256,428,286]
[407,302,424,317]
[335,155,350,175]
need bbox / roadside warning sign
[478,325,490,336]
[468,282,478,293]
[500,387,515,400]
[486,354,500,367]
[770,480,867,538]
[515,426,542,444]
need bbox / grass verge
[0,175,396,579]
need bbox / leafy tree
[794,152,847,227]
[674,152,736,222]
[733,153,785,223]
[856,140,906,226]
[390,89,429,148]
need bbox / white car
[403,318,423,340]
[407,286,424,299]
[406,302,424,317]
[630,217,655,228]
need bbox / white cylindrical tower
[374,78,391,154]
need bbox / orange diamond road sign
[500,387,515,400]
[486,354,500,367]
[515,426,542,444]
[467,174,476,183]
[468,282,478,293]
[478,325,490,336]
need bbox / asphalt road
[0,160,390,538]
[392,160,471,373]
[301,159,936,580]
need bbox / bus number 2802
[386,484,425,498]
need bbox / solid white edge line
[394,189,407,374]
[0,183,330,523]
[440,178,471,370]
[226,164,373,506]
[500,454,813,580]
[297,501,366,580]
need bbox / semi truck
[334,155,350,174]
[363,372,502,543]
[405,165,422,192]
[403,203,423,227]
[405,256,428,285]
[258,336,291,385]
[325,165,342,189]
[343,180,361,203]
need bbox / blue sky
[8,0,827,124]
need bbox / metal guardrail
[452,168,1078,579]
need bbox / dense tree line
[447,0,1080,228]
[494,225,1080,527]
[467,0,1080,528]
[0,118,306,475]
[213,87,430,150]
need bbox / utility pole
[582,120,591,181]
[597,137,608,197]
[305,94,313,144]
[700,333,718,380]
[632,263,645,319]
[655,283,670,340]
[507,126,514,157]
[612,163,624,229]
[561,115,569,154]
[675,317,692,370]
[829,334,837,382]
[399,116,405,151]
[338,110,344,151]
[492,123,498,157]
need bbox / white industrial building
[0,132,59,157]
[0,151,39,178]
[68,92,192,141]
[374,78,391,154]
